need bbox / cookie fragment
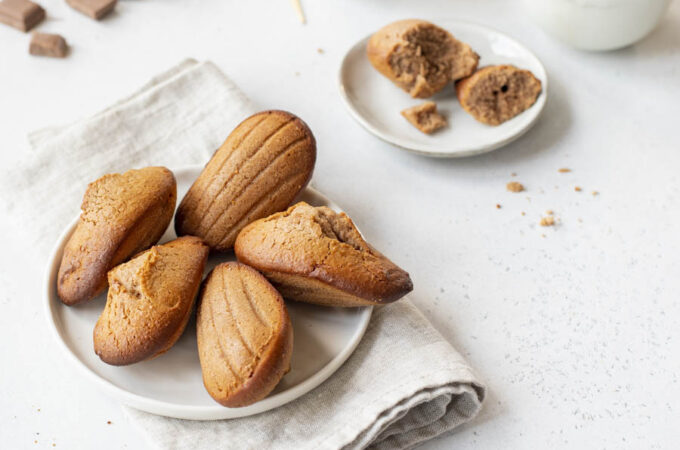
[0,0,44,32]
[29,32,68,58]
[401,101,447,134]
[66,0,116,20]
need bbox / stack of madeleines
[367,19,543,133]
[56,110,413,407]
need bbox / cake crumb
[496,204,501,209]
[574,186,582,192]
[294,71,300,76]
[521,211,526,216]
[540,216,555,227]
[107,421,112,425]
[511,172,517,177]
[546,209,554,215]
[541,234,546,238]
[317,48,324,54]
[401,101,447,134]
[592,190,599,196]
[558,168,571,173]
[506,181,524,192]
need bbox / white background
[1,0,679,448]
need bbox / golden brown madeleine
[175,110,316,251]
[456,65,542,126]
[235,202,413,307]
[58,167,177,306]
[197,262,293,407]
[93,236,209,366]
[367,19,479,98]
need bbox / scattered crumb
[34,441,37,444]
[294,71,300,76]
[511,172,517,177]
[558,168,571,173]
[506,181,524,192]
[496,204,501,209]
[37,409,40,412]
[540,216,556,227]
[574,186,582,192]
[107,421,112,425]
[592,191,599,196]
[52,445,56,448]
[521,211,526,216]
[317,48,324,54]
[578,218,583,223]
[546,209,554,215]
[541,234,546,238]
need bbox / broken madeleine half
[367,19,479,98]
[456,65,542,125]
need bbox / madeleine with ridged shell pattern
[197,262,293,407]
[175,110,316,251]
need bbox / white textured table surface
[1,1,679,449]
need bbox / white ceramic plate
[44,165,372,420]
[338,20,548,158]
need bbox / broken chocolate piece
[0,0,45,32]
[30,32,68,58]
[66,0,116,20]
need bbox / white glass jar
[522,0,672,51]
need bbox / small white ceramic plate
[44,165,372,420]
[339,20,548,158]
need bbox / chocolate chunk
[30,32,68,58]
[0,0,45,32]
[66,0,116,20]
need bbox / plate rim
[337,19,549,158]
[43,165,373,421]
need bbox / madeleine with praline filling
[367,19,479,98]
[175,110,316,251]
[94,236,209,366]
[57,167,177,306]
[456,65,542,126]
[197,262,293,407]
[235,202,413,307]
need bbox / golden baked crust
[234,202,413,307]
[197,262,293,407]
[93,236,209,366]
[57,167,177,306]
[401,101,447,134]
[367,19,479,98]
[175,110,316,251]
[456,65,542,125]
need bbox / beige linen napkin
[1,59,485,449]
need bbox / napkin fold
[2,59,485,449]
